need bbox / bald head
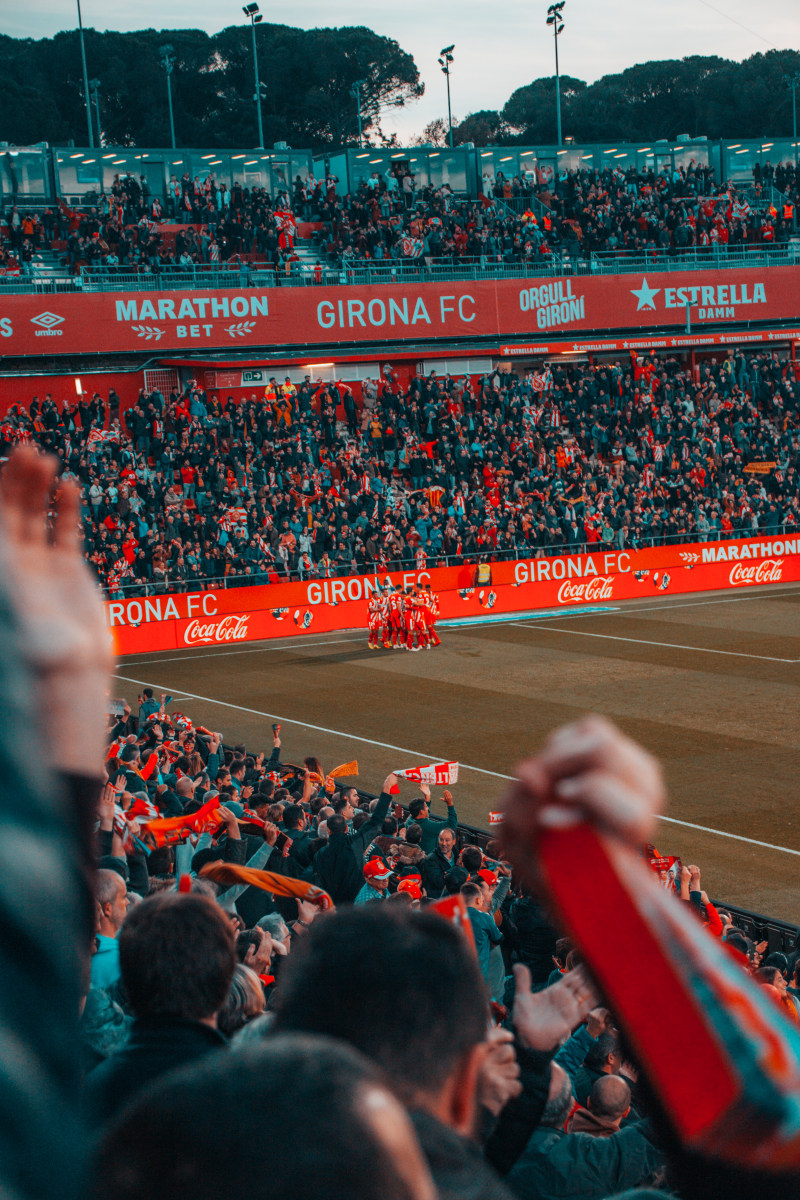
[96,868,125,908]
[589,1074,631,1121]
[176,777,194,798]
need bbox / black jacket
[313,791,392,903]
[505,1120,663,1200]
[510,896,559,989]
[86,1017,226,1125]
[411,1109,515,1200]
[420,847,456,897]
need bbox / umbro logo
[31,311,64,336]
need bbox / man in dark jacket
[281,802,315,869]
[420,826,458,897]
[314,775,395,903]
[505,1064,663,1200]
[510,893,559,991]
[405,786,458,855]
[86,892,235,1124]
[273,904,516,1200]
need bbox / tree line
[449,50,800,147]
[1,26,798,152]
[0,24,422,149]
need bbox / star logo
[630,278,660,311]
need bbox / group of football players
[367,584,441,652]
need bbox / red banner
[2,266,799,358]
[107,534,800,656]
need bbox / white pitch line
[112,669,516,782]
[112,668,800,857]
[122,634,367,667]
[657,816,800,857]
[596,585,800,619]
[509,623,798,663]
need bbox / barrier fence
[103,525,800,601]
[1,242,798,296]
[106,532,800,656]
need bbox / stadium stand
[1,349,797,595]
[1,153,797,284]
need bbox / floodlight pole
[90,79,102,147]
[160,47,177,150]
[546,2,565,148]
[247,9,265,150]
[438,47,455,149]
[76,0,94,148]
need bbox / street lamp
[243,4,265,150]
[76,0,94,148]
[351,80,366,148]
[438,45,455,149]
[785,71,800,231]
[89,78,102,148]
[546,1,565,147]
[159,45,177,150]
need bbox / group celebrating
[367,583,441,650]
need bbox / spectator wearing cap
[91,869,130,991]
[396,878,425,908]
[355,859,393,904]
[405,786,458,855]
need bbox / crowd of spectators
[1,347,798,594]
[318,159,799,270]
[1,158,797,278]
[3,444,800,1200]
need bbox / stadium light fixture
[546,1,565,147]
[437,45,455,149]
[159,45,177,149]
[243,4,265,149]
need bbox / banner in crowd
[395,762,460,786]
[2,266,800,358]
[106,533,800,655]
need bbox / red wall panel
[107,534,800,656]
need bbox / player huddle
[367,584,441,652]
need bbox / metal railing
[0,240,797,296]
[101,523,799,600]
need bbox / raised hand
[0,447,112,775]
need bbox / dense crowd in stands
[3,444,800,1200]
[1,347,798,594]
[322,159,799,268]
[1,158,797,277]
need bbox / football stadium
[2,4,800,1199]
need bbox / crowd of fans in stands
[3,442,800,1200]
[84,691,800,1200]
[1,158,797,277]
[319,159,798,270]
[1,348,797,594]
